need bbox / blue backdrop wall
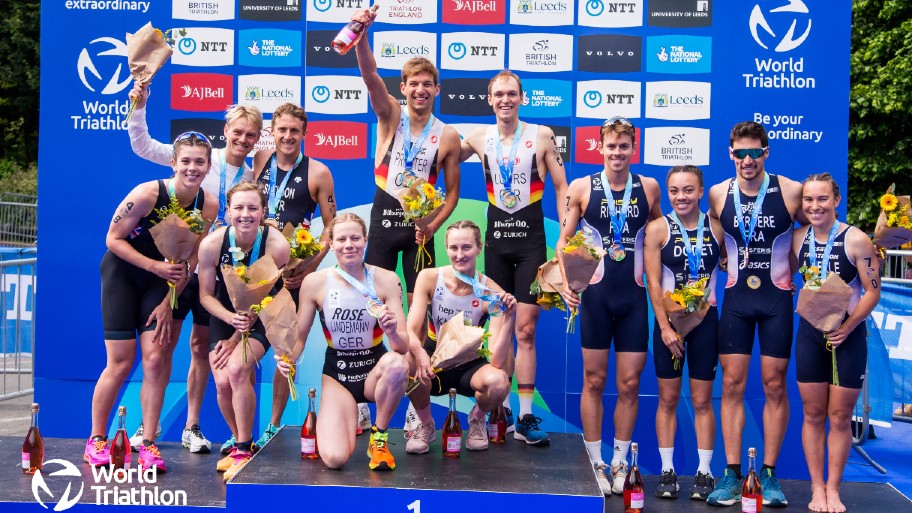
[37,0,850,478]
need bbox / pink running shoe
[83,436,111,467]
[138,443,167,473]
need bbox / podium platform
[1,432,910,512]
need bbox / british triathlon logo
[749,0,811,52]
[77,37,131,94]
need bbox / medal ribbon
[228,226,263,267]
[218,149,245,227]
[600,171,633,246]
[732,173,769,265]
[167,179,200,211]
[268,152,304,220]
[402,113,435,173]
[669,211,706,282]
[495,122,523,204]
[809,221,840,280]
[453,269,504,316]
[334,265,382,308]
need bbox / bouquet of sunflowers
[126,22,174,121]
[221,254,282,363]
[281,223,324,282]
[530,258,566,312]
[794,264,853,386]
[406,312,488,396]
[557,229,605,333]
[149,195,209,308]
[661,277,711,369]
[874,184,912,249]
[396,177,445,271]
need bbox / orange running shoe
[367,427,395,471]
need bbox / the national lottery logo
[521,79,571,118]
[239,29,301,68]
[749,0,811,52]
[646,36,712,74]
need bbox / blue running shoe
[759,468,788,507]
[706,468,741,506]
[504,407,515,434]
[253,423,279,452]
[513,414,550,445]
[220,435,236,455]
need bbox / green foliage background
[1,0,909,223]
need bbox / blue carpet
[844,417,912,499]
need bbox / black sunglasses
[601,116,633,128]
[730,147,767,160]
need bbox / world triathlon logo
[76,37,132,95]
[32,459,84,511]
[749,0,811,52]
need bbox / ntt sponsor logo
[307,0,368,22]
[172,28,234,67]
[440,32,505,71]
[643,126,709,166]
[173,0,234,21]
[578,0,642,27]
[646,36,711,74]
[575,80,641,120]
[304,76,368,115]
[645,81,711,120]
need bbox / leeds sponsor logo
[307,30,357,68]
[173,0,234,21]
[306,121,368,159]
[171,73,233,112]
[240,0,302,21]
[578,0,642,28]
[749,0,811,53]
[443,0,505,25]
[647,0,712,28]
[172,28,234,67]
[372,31,437,70]
[646,36,711,74]
[239,30,301,67]
[577,34,641,73]
[644,127,709,166]
[66,0,150,12]
[440,78,491,117]
[512,0,572,26]
[645,81,710,120]
[239,74,302,113]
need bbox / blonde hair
[327,213,367,240]
[225,104,263,132]
[401,57,439,85]
[445,220,482,247]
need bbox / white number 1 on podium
[407,499,420,513]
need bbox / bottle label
[301,437,316,454]
[487,423,498,438]
[21,452,29,469]
[630,492,644,508]
[334,27,357,46]
[742,496,758,513]
[445,435,461,453]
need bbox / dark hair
[729,121,769,147]
[487,70,523,98]
[327,213,367,240]
[445,220,482,247]
[172,132,212,162]
[226,181,267,208]
[401,57,439,85]
[666,165,704,187]
[272,103,308,131]
[803,172,840,199]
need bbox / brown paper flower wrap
[405,311,487,395]
[394,177,445,271]
[556,231,606,333]
[661,277,710,370]
[874,186,912,249]
[280,223,323,281]
[221,254,282,363]
[125,22,174,121]
[796,272,853,386]
[530,257,567,312]
[149,213,203,309]
[256,288,300,401]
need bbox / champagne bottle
[331,4,380,56]
[442,388,462,458]
[487,405,506,444]
[623,442,644,513]
[22,403,43,474]
[742,447,763,513]
[110,406,131,469]
[301,388,319,459]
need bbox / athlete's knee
[227,362,251,389]
[617,369,642,398]
[762,373,788,402]
[803,403,827,428]
[691,395,713,416]
[214,372,232,396]
[189,333,209,360]
[583,369,607,393]
[321,448,350,470]
[658,390,679,413]
[141,351,166,379]
[827,402,855,427]
[515,319,536,346]
[379,353,409,380]
[722,371,747,396]
[480,369,510,398]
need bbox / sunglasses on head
[730,147,767,160]
[602,116,633,128]
[173,131,212,146]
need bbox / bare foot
[808,485,828,512]
[826,487,846,513]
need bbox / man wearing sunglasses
[459,70,568,446]
[558,116,662,496]
[127,84,264,456]
[706,121,804,508]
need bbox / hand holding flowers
[397,178,445,271]
[149,195,209,308]
[661,277,710,370]
[557,229,605,333]
[874,184,912,249]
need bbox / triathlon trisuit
[481,123,545,304]
[256,152,317,232]
[207,226,273,352]
[319,267,387,403]
[653,213,721,381]
[796,225,867,388]
[101,180,204,339]
[424,267,489,397]
[579,172,650,351]
[718,174,795,358]
[367,116,447,292]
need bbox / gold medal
[747,275,761,289]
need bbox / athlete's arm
[352,8,398,128]
[644,217,683,358]
[539,126,568,226]
[374,268,409,354]
[417,127,461,244]
[781,175,808,225]
[790,224,810,278]
[252,149,271,182]
[285,158,335,284]
[642,176,664,221]
[828,227,881,346]
[197,229,242,327]
[406,269,435,382]
[127,83,173,167]
[459,127,484,163]
[555,178,586,309]
[709,214,727,263]
[707,181,726,220]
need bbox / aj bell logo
[749,0,811,52]
[32,459,84,511]
[315,133,358,146]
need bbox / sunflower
[690,288,705,297]
[261,296,273,307]
[669,292,685,306]
[881,193,899,212]
[421,183,437,199]
[296,229,313,244]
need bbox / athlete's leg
[91,339,137,437]
[210,350,238,439]
[798,381,828,512]
[138,319,183,441]
[581,348,610,442]
[514,303,540,413]
[825,385,861,513]
[186,323,210,428]
[760,355,790,466]
[655,377,681,449]
[614,352,647,441]
[316,375,359,469]
[226,338,267,444]
[690,378,715,452]
[364,351,409,429]
[719,354,750,467]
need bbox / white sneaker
[610,461,629,494]
[181,424,212,454]
[465,408,488,451]
[130,422,162,451]
[403,402,421,438]
[357,403,372,435]
[593,462,612,496]
[405,418,437,454]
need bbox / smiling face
[172,145,210,189]
[224,117,261,161]
[271,114,305,158]
[487,76,522,123]
[667,170,703,218]
[228,189,265,234]
[600,132,636,176]
[802,179,840,228]
[445,227,482,275]
[730,137,768,183]
[330,220,368,266]
[400,71,440,115]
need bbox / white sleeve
[127,106,173,167]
